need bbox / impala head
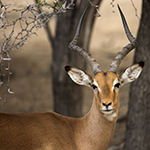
[65,62,144,118]
[65,5,144,119]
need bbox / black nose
[102,102,112,107]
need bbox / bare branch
[0,0,74,108]
[88,0,101,17]
[110,0,115,13]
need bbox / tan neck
[75,97,117,150]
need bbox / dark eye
[92,84,97,89]
[114,83,120,88]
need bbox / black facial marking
[92,84,97,89]
[104,72,107,76]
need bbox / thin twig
[0,0,74,108]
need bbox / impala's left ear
[119,61,144,86]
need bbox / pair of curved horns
[69,5,138,74]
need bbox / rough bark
[123,0,150,149]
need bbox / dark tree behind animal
[123,0,150,149]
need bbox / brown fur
[0,71,119,150]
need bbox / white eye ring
[93,80,101,92]
[112,79,120,91]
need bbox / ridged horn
[108,4,138,73]
[68,8,102,75]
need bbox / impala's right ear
[65,66,93,88]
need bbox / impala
[0,5,144,150]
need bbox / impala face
[92,71,120,116]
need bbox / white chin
[102,110,114,115]
[102,111,117,121]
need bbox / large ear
[119,61,144,86]
[65,66,93,88]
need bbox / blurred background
[0,0,142,149]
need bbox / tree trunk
[123,0,150,149]
[51,0,102,117]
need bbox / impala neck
[76,97,118,150]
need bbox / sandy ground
[0,0,142,149]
